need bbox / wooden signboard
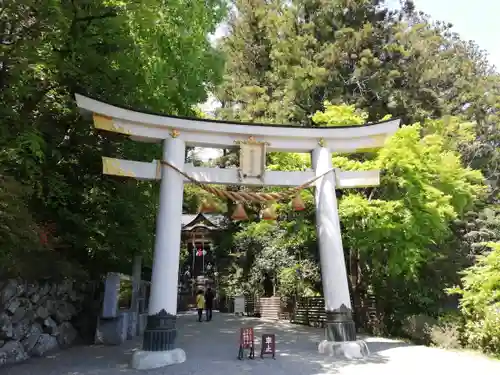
[260,333,276,359]
[237,327,255,360]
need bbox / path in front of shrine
[4,312,499,375]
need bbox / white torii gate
[75,94,399,368]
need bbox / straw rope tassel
[231,203,248,221]
[261,204,277,220]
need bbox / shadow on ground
[3,312,499,375]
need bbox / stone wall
[0,279,85,367]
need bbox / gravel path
[4,311,499,375]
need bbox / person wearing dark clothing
[204,287,215,321]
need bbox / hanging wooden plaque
[238,138,266,179]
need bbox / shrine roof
[181,213,226,231]
[181,214,198,227]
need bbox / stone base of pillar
[318,340,369,359]
[131,310,186,370]
[325,320,356,342]
[142,310,177,351]
[325,308,357,342]
[130,348,186,370]
[318,307,368,359]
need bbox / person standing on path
[196,290,205,322]
[204,287,214,321]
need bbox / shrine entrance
[181,213,221,280]
[179,213,223,306]
[75,94,399,369]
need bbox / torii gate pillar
[131,136,187,369]
[312,147,355,341]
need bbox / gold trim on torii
[170,129,180,138]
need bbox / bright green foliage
[449,243,500,355]
[317,108,491,337]
[215,102,489,339]
[212,0,499,356]
[313,105,486,281]
[267,152,310,171]
[0,0,226,278]
[311,102,368,126]
[217,192,320,297]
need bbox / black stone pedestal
[325,306,356,342]
[142,309,177,351]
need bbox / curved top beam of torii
[75,94,400,153]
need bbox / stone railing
[95,272,150,346]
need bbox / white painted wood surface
[102,157,380,188]
[148,137,185,316]
[75,94,400,153]
[312,147,352,312]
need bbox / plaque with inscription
[239,143,266,179]
[260,333,276,359]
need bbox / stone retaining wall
[0,279,85,367]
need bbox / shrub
[401,314,438,344]
[463,304,500,355]
[401,312,465,349]
[0,174,82,280]
[448,242,500,356]
[429,312,465,350]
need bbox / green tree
[452,207,500,262]
[215,0,499,340]
[0,0,226,278]
[317,104,485,331]
[215,103,487,337]
[217,0,277,122]
[217,0,497,126]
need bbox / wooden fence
[241,295,329,327]
[234,294,379,330]
[289,297,327,327]
[190,293,378,330]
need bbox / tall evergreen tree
[217,0,497,125]
[217,0,277,122]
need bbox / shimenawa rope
[159,160,336,204]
